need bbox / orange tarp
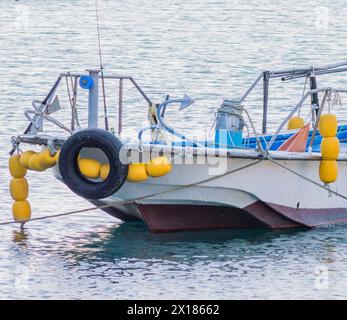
[278,124,310,152]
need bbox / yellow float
[9,155,27,178]
[54,149,61,163]
[319,160,338,184]
[319,114,338,138]
[146,156,172,177]
[127,163,148,182]
[28,153,46,171]
[10,178,29,201]
[319,114,339,184]
[9,154,32,224]
[287,117,305,130]
[20,151,36,169]
[78,158,101,179]
[321,137,340,160]
[100,163,110,180]
[12,200,32,223]
[38,149,57,169]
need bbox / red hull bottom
[137,202,347,233]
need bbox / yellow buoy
[20,151,36,169]
[10,178,29,201]
[100,163,110,180]
[319,114,338,138]
[28,153,46,171]
[319,160,338,183]
[78,158,101,179]
[12,200,32,223]
[287,117,305,130]
[127,163,148,182]
[9,155,27,178]
[321,137,340,160]
[38,149,57,169]
[54,149,61,163]
[146,156,172,177]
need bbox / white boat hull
[55,147,347,232]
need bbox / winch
[214,99,245,148]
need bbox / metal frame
[11,61,347,156]
[239,61,347,134]
[60,72,152,136]
[266,88,347,151]
[16,73,152,137]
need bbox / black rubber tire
[59,129,128,200]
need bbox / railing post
[87,69,100,129]
[71,76,78,131]
[262,71,270,134]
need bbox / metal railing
[266,87,347,152]
[10,72,152,155]
[11,62,347,157]
[61,72,152,135]
[239,61,347,135]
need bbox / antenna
[95,0,109,130]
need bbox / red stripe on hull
[243,201,302,228]
[138,203,282,233]
[137,202,347,233]
[266,202,347,227]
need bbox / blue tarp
[168,124,347,151]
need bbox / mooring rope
[0,159,263,227]
[268,156,347,201]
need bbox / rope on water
[0,159,263,227]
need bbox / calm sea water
[1,0,347,299]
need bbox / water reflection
[12,229,29,246]
[4,217,347,299]
[68,223,311,262]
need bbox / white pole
[87,69,100,128]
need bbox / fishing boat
[9,61,347,232]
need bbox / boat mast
[95,0,109,131]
